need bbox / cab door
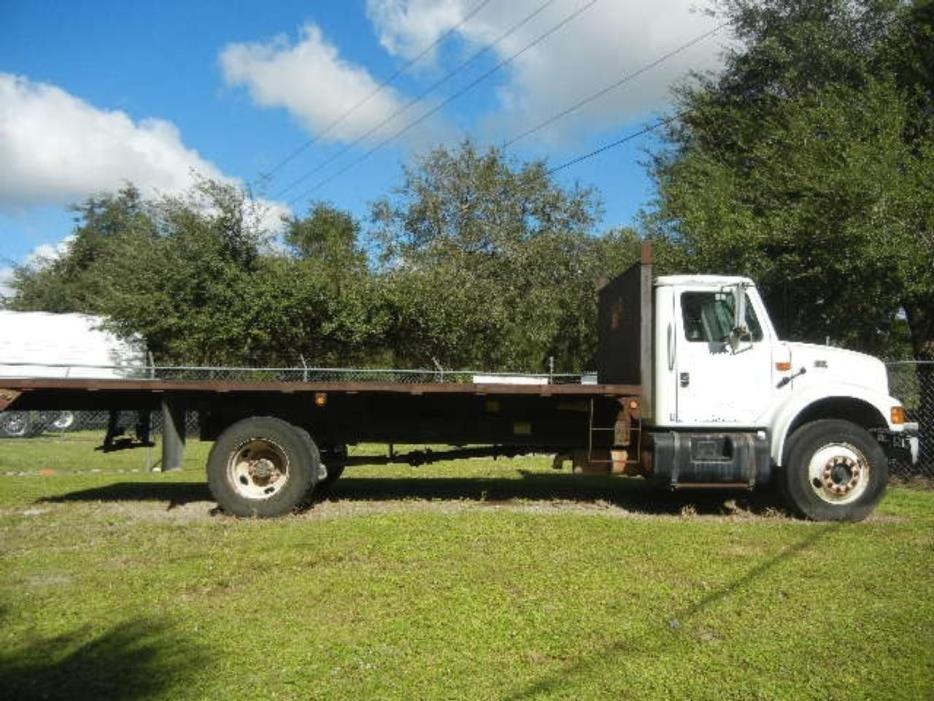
[674,288,774,426]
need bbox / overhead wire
[545,112,680,174]
[526,20,729,174]
[502,21,729,149]
[274,0,564,200]
[542,8,916,175]
[288,0,598,205]
[252,0,495,189]
[258,5,907,203]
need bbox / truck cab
[647,274,918,520]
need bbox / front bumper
[879,423,920,465]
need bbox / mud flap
[0,389,21,412]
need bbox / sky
[0,0,728,290]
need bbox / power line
[290,0,598,205]
[546,112,680,175]
[253,0,495,189]
[544,9,913,175]
[274,0,563,200]
[503,21,729,149]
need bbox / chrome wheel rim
[2,414,28,436]
[807,443,870,505]
[227,438,290,500]
[52,412,75,430]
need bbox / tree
[370,140,638,371]
[9,185,154,314]
[645,0,932,359]
[9,184,388,367]
[284,202,365,269]
[272,204,387,366]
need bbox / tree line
[7,152,641,371]
[5,0,932,371]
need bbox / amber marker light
[775,361,792,371]
[891,406,907,425]
[314,393,327,407]
[628,399,639,410]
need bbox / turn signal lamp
[890,406,907,425]
[775,361,792,372]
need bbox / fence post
[160,399,186,472]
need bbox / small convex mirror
[729,283,751,353]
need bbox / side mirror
[729,284,750,352]
[728,325,751,352]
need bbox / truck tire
[207,417,319,518]
[780,419,887,522]
[0,412,35,438]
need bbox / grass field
[1,434,932,700]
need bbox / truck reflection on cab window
[681,292,763,343]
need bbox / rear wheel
[781,419,887,522]
[207,417,319,517]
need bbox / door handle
[680,372,690,388]
[667,323,675,371]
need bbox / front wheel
[780,419,887,522]
[207,417,319,517]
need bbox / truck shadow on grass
[0,617,207,701]
[40,481,212,511]
[41,471,786,518]
[322,473,786,517]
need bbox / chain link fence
[0,408,200,441]
[0,361,590,385]
[0,362,930,477]
[887,361,932,478]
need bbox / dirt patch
[26,572,73,588]
[863,512,908,524]
[888,474,934,490]
[103,500,220,523]
[41,492,808,525]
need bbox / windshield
[682,291,763,343]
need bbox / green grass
[0,434,932,700]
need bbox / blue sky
[0,0,725,277]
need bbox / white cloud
[220,24,410,143]
[367,0,466,61]
[26,235,75,266]
[366,0,725,144]
[0,73,289,231]
[0,236,71,299]
[0,74,226,207]
[247,199,292,239]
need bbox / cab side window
[682,292,763,343]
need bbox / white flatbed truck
[0,245,918,520]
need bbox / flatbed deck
[0,377,641,402]
[0,377,643,458]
